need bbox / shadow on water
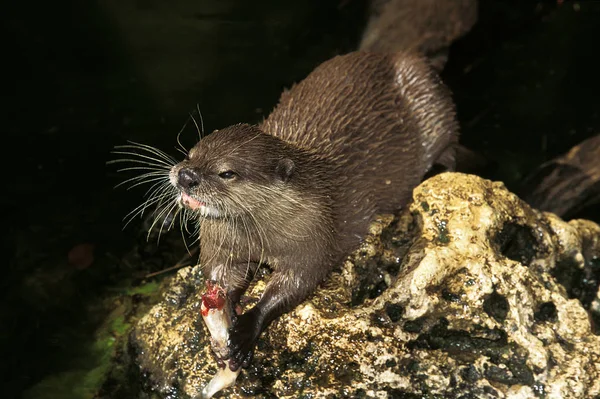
[2,1,367,397]
[2,0,598,397]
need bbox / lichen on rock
[131,173,600,398]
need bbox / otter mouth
[178,192,220,218]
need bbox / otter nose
[178,167,201,189]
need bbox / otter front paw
[227,309,262,371]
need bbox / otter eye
[218,170,236,179]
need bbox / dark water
[2,1,598,397]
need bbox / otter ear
[275,158,295,182]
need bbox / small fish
[196,281,240,399]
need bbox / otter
[169,51,458,370]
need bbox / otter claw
[242,352,254,368]
[227,309,261,371]
[227,340,241,353]
[228,348,253,371]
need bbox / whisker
[190,112,202,142]
[178,208,193,256]
[115,172,170,189]
[226,132,262,157]
[175,147,188,157]
[123,193,172,228]
[109,151,173,169]
[121,180,174,225]
[142,183,177,215]
[148,199,180,243]
[122,141,178,164]
[125,176,171,192]
[235,199,267,269]
[112,165,171,173]
[176,117,190,155]
[184,208,194,235]
[196,104,205,139]
[114,146,177,167]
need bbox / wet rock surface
[132,173,600,398]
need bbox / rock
[131,173,600,398]
[359,0,478,71]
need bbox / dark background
[2,1,599,397]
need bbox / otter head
[170,124,296,219]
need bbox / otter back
[261,52,458,238]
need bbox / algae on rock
[132,173,600,398]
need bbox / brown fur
[170,51,458,369]
[360,0,477,70]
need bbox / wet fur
[170,51,458,369]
